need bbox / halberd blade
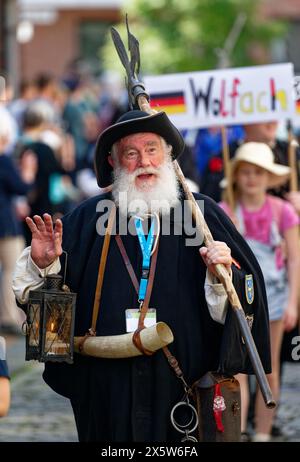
[126,15,141,77]
[111,27,131,76]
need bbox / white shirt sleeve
[12,246,61,305]
[204,269,230,325]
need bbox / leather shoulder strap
[115,233,159,356]
[115,234,139,293]
[91,205,116,332]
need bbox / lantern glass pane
[44,296,73,356]
[28,302,40,347]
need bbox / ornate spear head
[111,15,150,110]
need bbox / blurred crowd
[0,67,129,336]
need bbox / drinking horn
[73,322,174,358]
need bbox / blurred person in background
[0,93,18,157]
[34,73,59,114]
[240,122,300,212]
[0,336,10,417]
[76,110,103,198]
[16,102,77,241]
[200,121,300,208]
[0,106,37,335]
[62,76,89,162]
[194,125,244,181]
[8,79,38,132]
[202,120,300,437]
[219,142,299,441]
[98,70,129,130]
[17,97,75,173]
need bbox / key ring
[170,400,199,435]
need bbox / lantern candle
[45,322,57,349]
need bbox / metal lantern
[25,274,76,363]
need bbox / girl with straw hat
[219,141,300,442]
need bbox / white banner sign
[293,76,300,126]
[144,63,295,129]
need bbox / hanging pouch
[192,371,241,442]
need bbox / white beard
[112,157,180,216]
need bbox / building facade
[18,0,123,80]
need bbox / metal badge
[245,274,254,304]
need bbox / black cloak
[42,192,271,442]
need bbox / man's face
[108,132,166,190]
[244,121,278,144]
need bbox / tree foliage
[102,0,286,76]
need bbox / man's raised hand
[26,214,63,269]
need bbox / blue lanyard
[135,217,155,302]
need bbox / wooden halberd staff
[287,121,299,192]
[221,126,235,213]
[109,18,275,408]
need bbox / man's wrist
[29,254,59,272]
[208,266,232,284]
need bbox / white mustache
[133,167,159,178]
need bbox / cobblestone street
[0,337,300,442]
[274,362,300,442]
[0,338,77,442]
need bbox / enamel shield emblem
[245,274,254,304]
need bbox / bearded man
[13,110,271,442]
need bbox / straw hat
[220,142,290,189]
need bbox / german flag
[150,91,186,115]
[296,99,300,114]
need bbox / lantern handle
[22,321,28,336]
[62,250,68,287]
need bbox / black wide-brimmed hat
[94,110,185,187]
